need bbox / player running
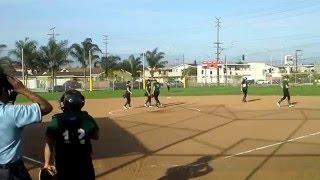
[44,90,99,180]
[123,81,132,109]
[277,75,294,108]
[144,80,152,107]
[153,80,162,108]
[241,77,248,102]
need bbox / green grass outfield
[16,85,320,103]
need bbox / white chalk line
[223,131,320,159]
[146,131,320,168]
[23,156,43,165]
[183,107,201,112]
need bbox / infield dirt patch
[23,95,320,179]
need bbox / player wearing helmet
[43,90,99,180]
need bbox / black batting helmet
[60,89,85,112]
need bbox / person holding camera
[0,72,52,179]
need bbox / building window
[210,71,212,75]
[202,70,204,74]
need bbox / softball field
[22,95,320,179]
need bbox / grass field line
[223,131,320,159]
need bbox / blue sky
[0,0,319,64]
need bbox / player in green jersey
[43,90,99,180]
[277,75,294,108]
[241,77,248,102]
[152,80,162,108]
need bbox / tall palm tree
[122,55,142,79]
[95,55,121,79]
[70,38,101,90]
[145,48,167,78]
[9,38,38,76]
[38,38,71,88]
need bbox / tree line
[0,38,168,84]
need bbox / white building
[197,62,272,84]
[144,64,195,83]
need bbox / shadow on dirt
[158,156,214,180]
[22,117,149,168]
[246,98,261,103]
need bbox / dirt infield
[22,95,320,179]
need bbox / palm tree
[0,44,8,59]
[70,38,101,90]
[38,38,71,88]
[0,44,15,74]
[95,55,121,79]
[9,38,38,76]
[0,44,6,51]
[122,55,142,79]
[145,48,167,78]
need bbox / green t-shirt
[241,80,248,91]
[46,111,99,165]
[282,80,289,90]
[154,83,160,92]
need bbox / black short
[283,89,290,97]
[56,160,95,180]
[0,160,31,180]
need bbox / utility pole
[214,17,222,85]
[224,55,227,85]
[270,54,273,85]
[295,50,302,84]
[183,54,186,88]
[47,27,59,41]
[89,49,93,91]
[103,35,108,57]
[142,53,146,90]
[21,48,24,85]
[182,54,185,75]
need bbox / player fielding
[277,75,294,108]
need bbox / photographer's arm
[7,76,52,116]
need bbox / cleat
[276,102,280,107]
[123,106,128,109]
[144,104,148,108]
[289,104,294,108]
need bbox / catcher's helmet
[60,89,85,112]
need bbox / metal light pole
[89,49,93,91]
